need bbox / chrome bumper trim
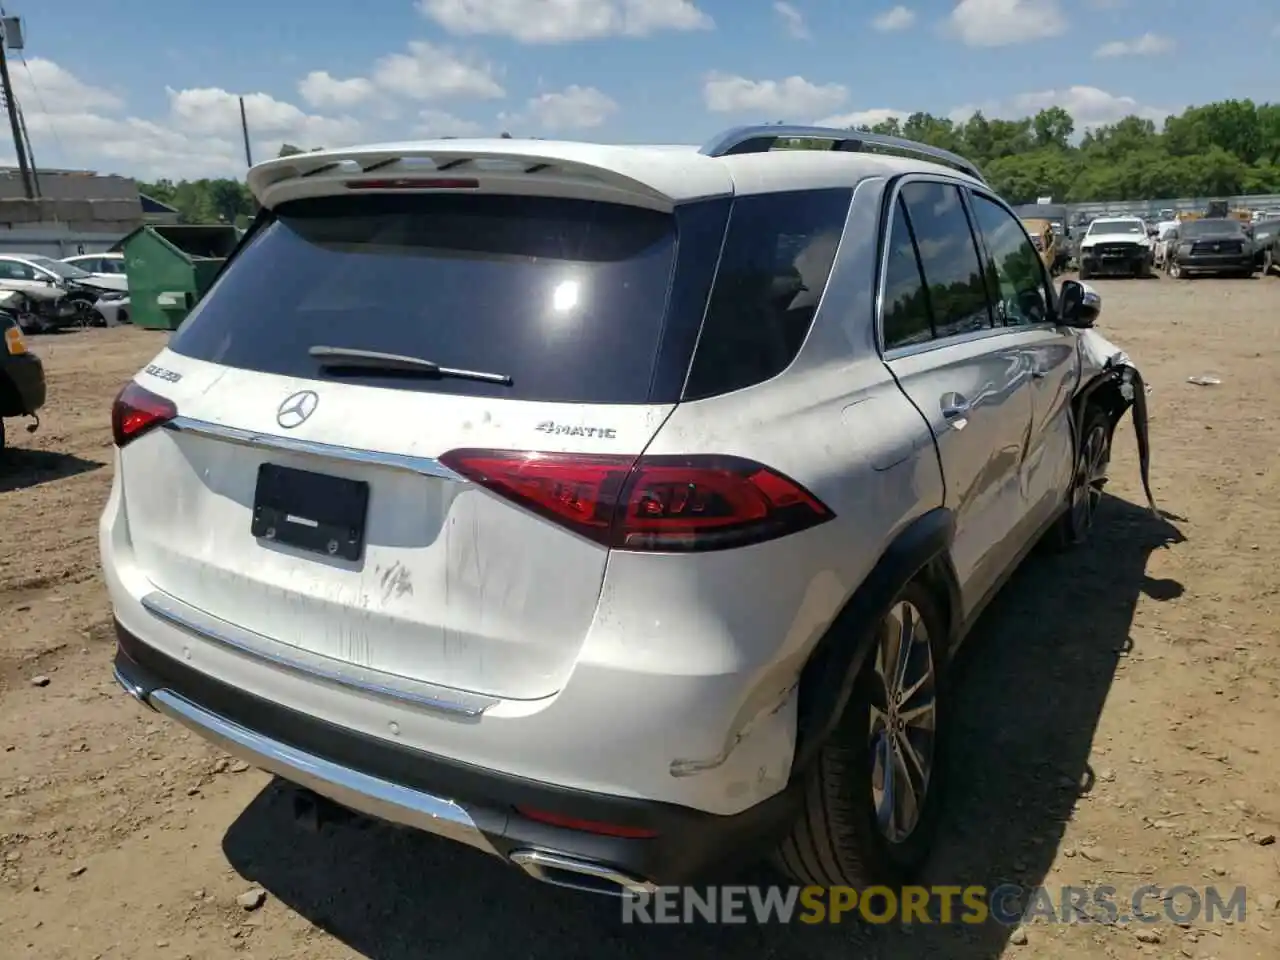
[111,666,500,856]
[140,590,498,718]
[163,415,464,481]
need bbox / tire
[1079,263,1092,280]
[775,579,948,886]
[1052,405,1112,549]
[1264,249,1274,276]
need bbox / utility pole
[0,15,33,199]
[239,97,253,169]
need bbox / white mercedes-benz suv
[102,125,1151,895]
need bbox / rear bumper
[112,625,799,888]
[0,353,45,416]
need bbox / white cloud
[702,72,847,116]
[949,85,1166,130]
[1094,32,1175,57]
[371,41,505,100]
[816,108,911,129]
[166,87,360,145]
[774,2,810,39]
[416,0,713,44]
[12,58,364,180]
[948,0,1065,46]
[12,57,124,113]
[414,109,487,138]
[872,6,916,31]
[526,85,619,130]
[297,70,376,109]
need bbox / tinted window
[881,196,933,349]
[970,194,1051,327]
[899,182,991,339]
[0,260,35,280]
[1180,219,1245,238]
[168,193,680,403]
[684,189,850,399]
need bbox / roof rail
[699,124,985,183]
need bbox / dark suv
[0,308,45,450]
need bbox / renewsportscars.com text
[620,884,1247,926]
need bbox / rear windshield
[168,193,679,403]
[1180,219,1244,237]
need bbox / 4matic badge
[534,420,617,440]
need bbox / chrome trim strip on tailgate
[163,416,464,481]
[140,683,501,855]
[140,590,499,718]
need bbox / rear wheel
[775,580,947,886]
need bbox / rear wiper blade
[308,346,512,385]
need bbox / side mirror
[1059,279,1101,328]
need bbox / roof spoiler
[246,140,734,212]
[699,124,986,184]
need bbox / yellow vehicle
[1021,218,1059,274]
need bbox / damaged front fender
[1075,329,1158,517]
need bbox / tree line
[136,98,1280,223]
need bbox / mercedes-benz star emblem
[276,390,319,429]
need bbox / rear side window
[683,188,851,400]
[881,196,933,349]
[898,182,992,339]
[168,193,679,403]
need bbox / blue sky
[10,0,1280,180]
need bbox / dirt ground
[1,274,1278,959]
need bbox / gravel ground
[1,273,1278,959]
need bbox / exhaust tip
[509,849,657,897]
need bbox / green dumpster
[118,224,242,331]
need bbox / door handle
[941,394,971,421]
[1031,368,1048,380]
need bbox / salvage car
[1249,217,1279,276]
[1078,216,1155,279]
[103,126,1152,894]
[0,253,127,331]
[1165,218,1257,279]
[1021,217,1060,275]
[0,300,45,451]
[62,251,128,282]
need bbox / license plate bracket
[251,463,369,561]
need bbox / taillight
[4,325,26,355]
[437,449,833,552]
[111,381,177,448]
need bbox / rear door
[967,190,1079,532]
[117,190,712,702]
[880,180,1036,615]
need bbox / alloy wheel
[868,600,937,844]
[1069,421,1109,538]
